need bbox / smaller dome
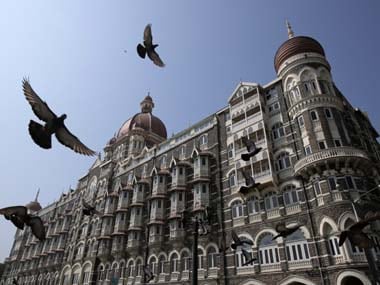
[107,137,117,145]
[26,201,42,212]
[274,36,325,73]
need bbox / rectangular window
[202,184,207,193]
[159,176,163,183]
[346,176,354,189]
[310,111,318,121]
[325,108,332,119]
[318,141,326,150]
[314,181,321,196]
[328,177,336,191]
[157,200,161,208]
[178,193,183,201]
[305,145,312,155]
[179,167,183,175]
[201,157,206,166]
[334,139,342,147]
[298,116,305,128]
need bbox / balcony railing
[294,147,370,174]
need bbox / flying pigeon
[239,169,261,196]
[143,265,154,283]
[339,211,380,249]
[137,24,165,67]
[12,278,19,285]
[241,248,257,266]
[82,200,101,216]
[22,78,96,156]
[0,206,27,230]
[273,222,301,240]
[0,206,46,241]
[231,230,253,250]
[241,137,262,161]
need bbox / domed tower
[104,95,167,160]
[25,189,42,213]
[275,22,375,181]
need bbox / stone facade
[1,31,380,285]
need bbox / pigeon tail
[272,234,281,241]
[137,44,147,59]
[241,153,252,161]
[28,120,51,149]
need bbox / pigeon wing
[275,222,287,233]
[242,248,252,262]
[241,170,253,186]
[22,78,57,122]
[55,125,96,156]
[242,137,256,153]
[351,232,373,249]
[350,220,370,232]
[82,199,92,209]
[27,216,46,241]
[148,50,165,67]
[0,206,27,218]
[143,24,153,45]
[338,231,348,246]
[231,230,240,244]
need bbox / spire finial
[34,188,40,202]
[286,20,294,39]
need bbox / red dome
[117,113,167,139]
[274,36,325,72]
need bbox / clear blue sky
[0,0,379,261]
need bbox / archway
[341,276,364,285]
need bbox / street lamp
[181,207,212,285]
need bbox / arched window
[235,236,254,268]
[149,257,157,275]
[180,252,191,271]
[229,172,236,187]
[198,249,205,269]
[207,247,218,268]
[275,152,291,171]
[158,256,165,274]
[264,192,278,210]
[247,196,260,214]
[258,234,280,266]
[285,229,310,262]
[322,222,342,257]
[227,144,234,159]
[126,260,134,277]
[135,260,142,277]
[97,265,104,281]
[231,201,244,218]
[272,123,285,140]
[170,253,179,272]
[283,185,299,205]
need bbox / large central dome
[116,95,167,140]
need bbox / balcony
[248,213,262,223]
[285,203,301,215]
[288,259,312,270]
[294,147,371,175]
[266,208,281,219]
[260,263,281,272]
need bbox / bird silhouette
[241,248,257,266]
[0,206,45,241]
[143,265,154,283]
[82,200,101,216]
[239,169,261,196]
[339,211,380,249]
[12,278,19,285]
[22,78,96,156]
[137,24,165,67]
[272,222,301,240]
[231,230,253,250]
[241,137,262,161]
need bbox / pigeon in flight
[241,248,257,266]
[143,265,154,283]
[0,206,46,241]
[339,211,380,249]
[241,137,262,161]
[22,78,96,156]
[239,169,261,196]
[231,230,253,250]
[82,200,101,216]
[273,222,301,240]
[12,278,19,285]
[137,24,165,67]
